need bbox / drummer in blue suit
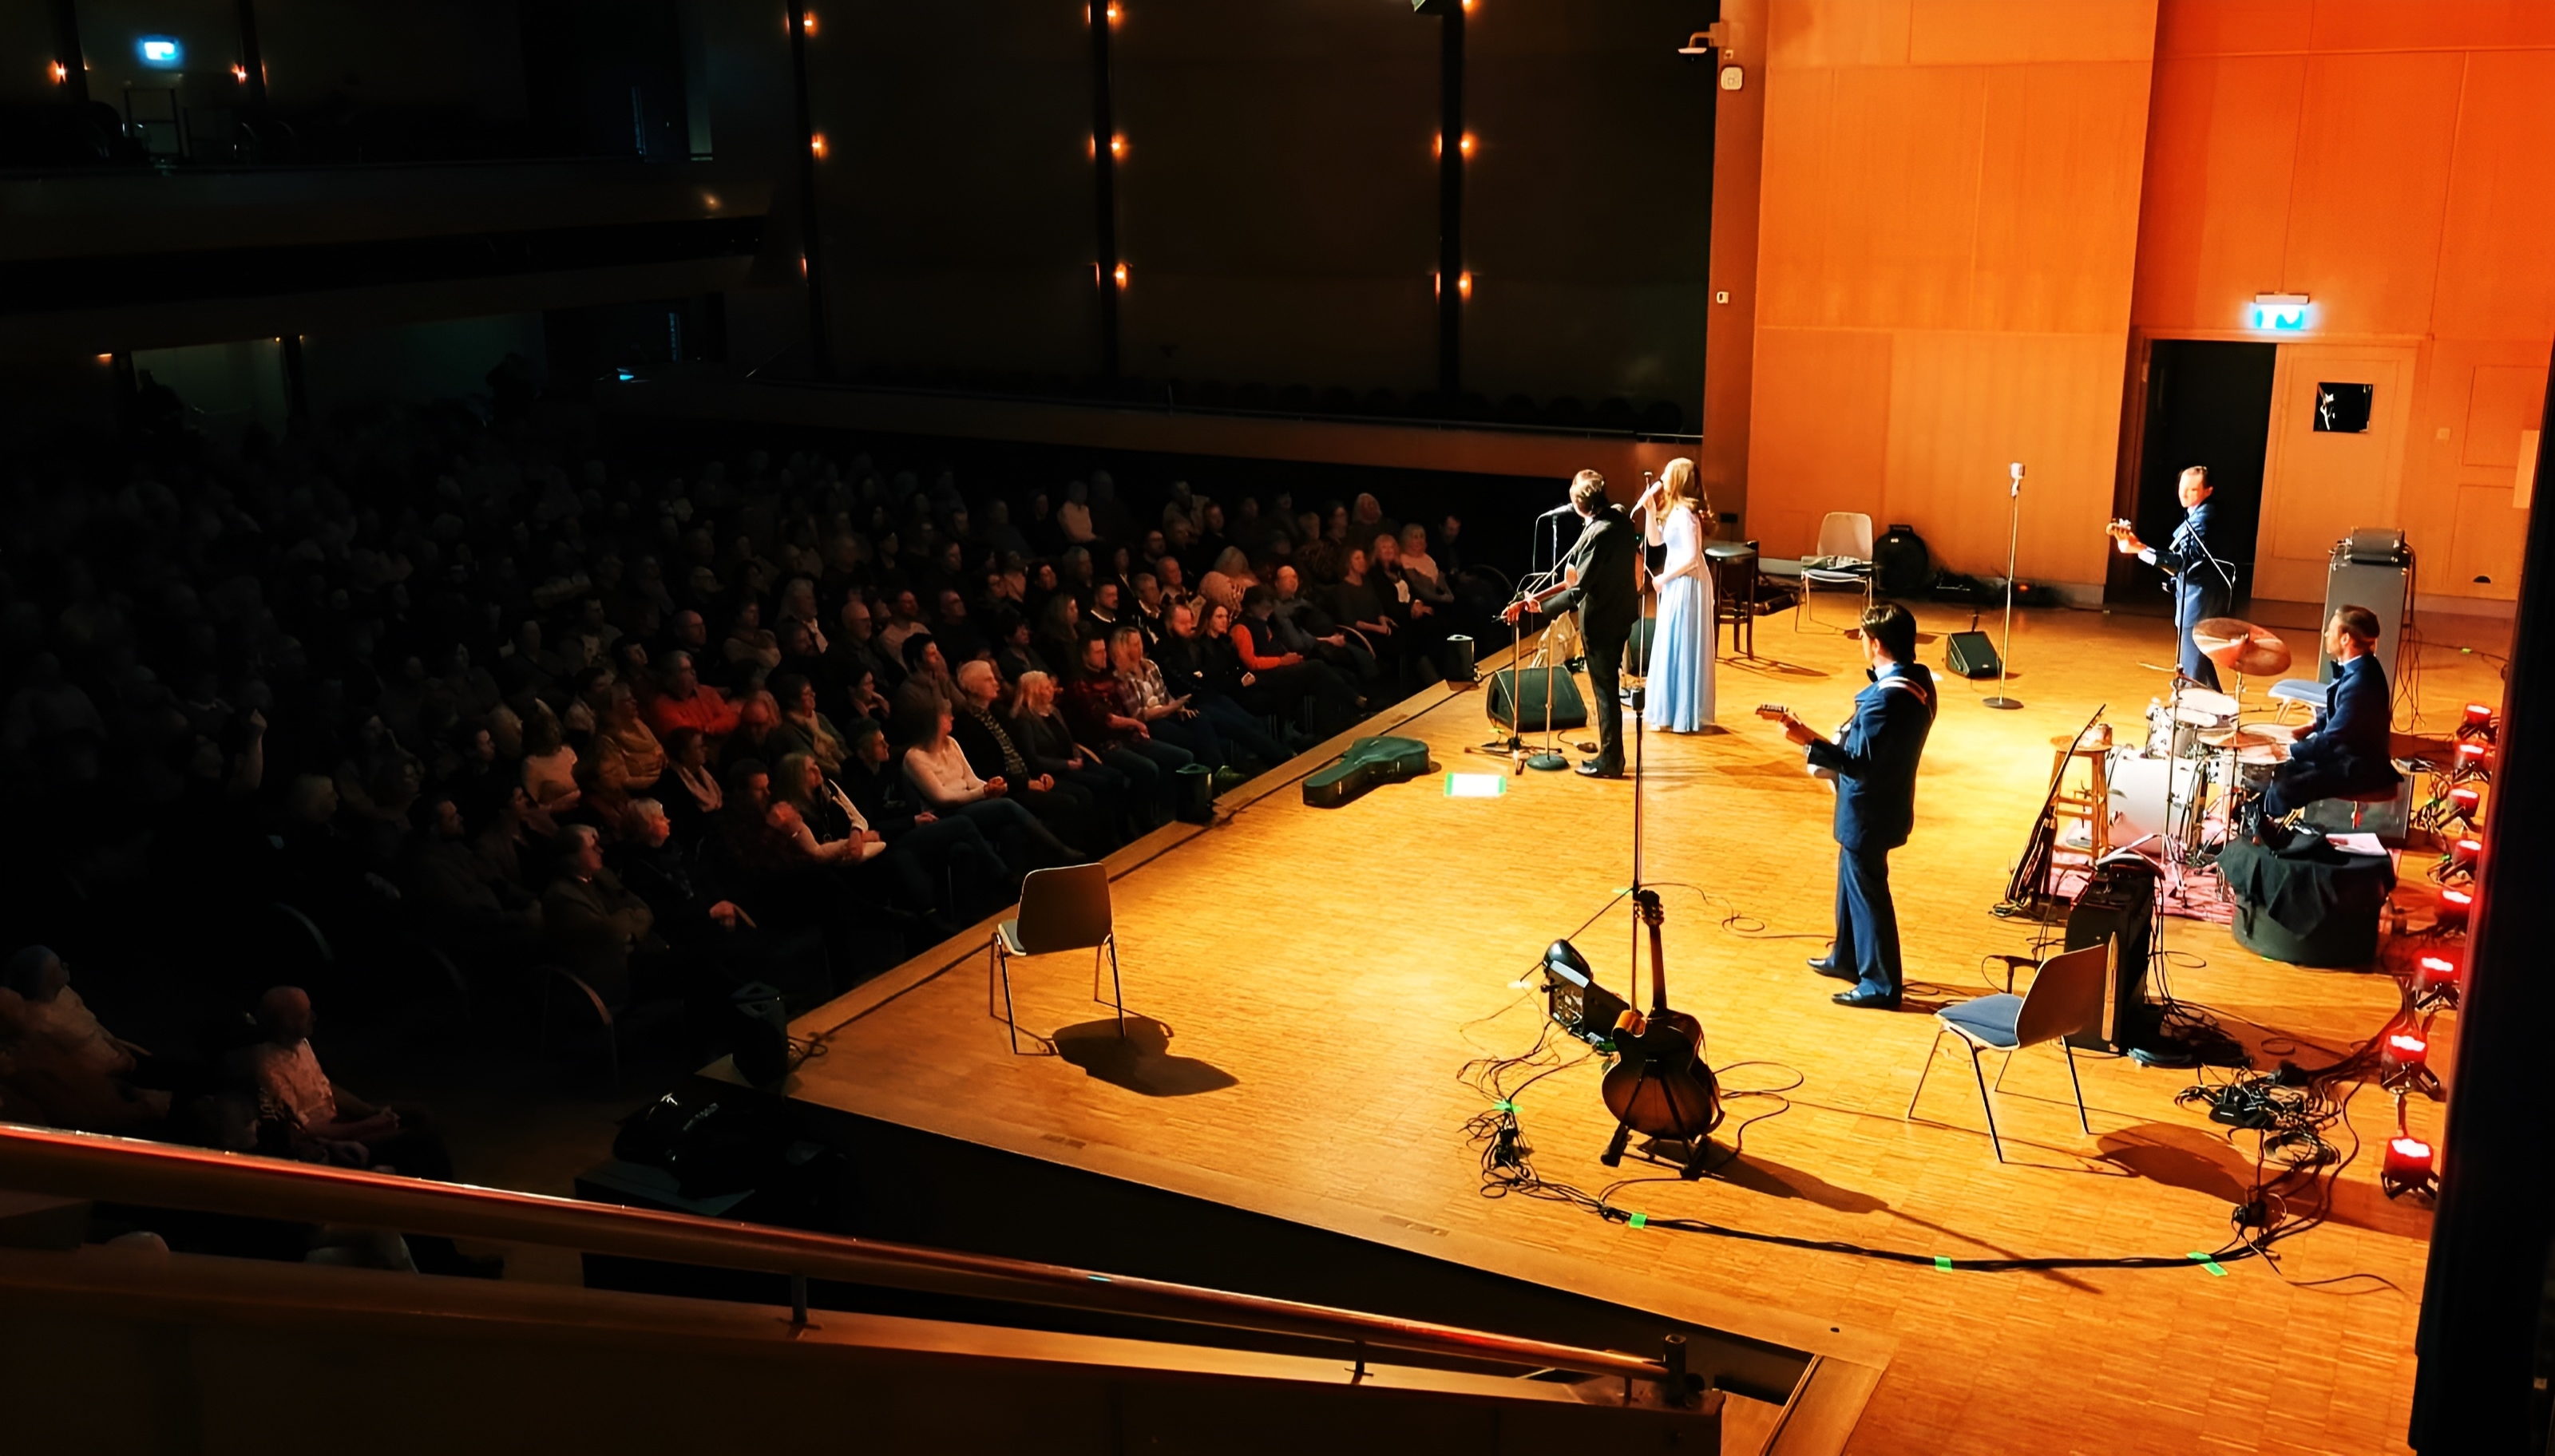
[1773,603,1936,1011]
[2109,465,2237,690]
[2258,604,2399,846]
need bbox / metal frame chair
[1906,944,2108,1161]
[989,862,1125,1054]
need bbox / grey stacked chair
[1905,944,2109,1161]
[989,862,1126,1054]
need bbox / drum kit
[2112,616,2296,863]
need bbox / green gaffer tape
[1492,1099,1515,1113]
[1628,1212,1648,1229]
[1933,1256,1953,1272]
[2188,1252,2229,1277]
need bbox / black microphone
[1538,501,1579,518]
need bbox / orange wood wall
[2132,0,2555,604]
[1747,0,2160,588]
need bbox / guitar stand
[1598,1069,1719,1181]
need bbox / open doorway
[2113,339,2275,611]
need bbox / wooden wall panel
[2464,364,2549,469]
[2281,50,2466,339]
[1910,0,2157,65]
[1747,0,2154,588]
[1884,331,2125,577]
[2155,0,2311,57]
[1971,61,2153,333]
[2433,49,2555,345]
[1749,326,1893,557]
[2306,0,2555,52]
[2129,54,2307,332]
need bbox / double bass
[1598,888,1723,1176]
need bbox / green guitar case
[1301,734,1430,809]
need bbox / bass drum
[2106,748,2205,853]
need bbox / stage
[753,598,2498,1455]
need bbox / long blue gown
[1645,506,1716,733]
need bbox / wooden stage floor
[772,599,2505,1455]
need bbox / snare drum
[2145,702,2204,758]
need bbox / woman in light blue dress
[1639,457,1716,733]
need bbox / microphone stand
[1983,463,2024,710]
[1468,560,1564,770]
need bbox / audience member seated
[1064,633,1195,802]
[646,650,740,742]
[950,659,1109,852]
[1233,586,1362,733]
[1156,604,1291,770]
[905,702,1084,870]
[1,947,171,1132]
[1110,624,1234,785]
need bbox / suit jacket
[1539,505,1642,644]
[2290,651,2396,787]
[2142,499,2236,623]
[1806,663,1936,853]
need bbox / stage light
[1113,261,1128,288]
[2249,292,2311,331]
[2452,837,2481,868]
[1109,133,1125,158]
[1106,2,1120,22]
[802,10,818,36]
[1459,271,1473,299]
[2384,1031,2428,1068]
[2462,702,2494,729]
[2382,1134,2436,1198]
[809,133,826,157]
[232,63,246,82]
[2418,952,2459,987]
[2453,741,2489,774]
[2435,886,2473,926]
[1460,132,1475,158]
[52,61,67,82]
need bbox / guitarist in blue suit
[1770,604,1936,1011]
[2109,465,2236,690]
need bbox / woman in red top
[1230,587,1362,731]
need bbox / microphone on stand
[1538,501,1580,519]
[1984,461,2026,710]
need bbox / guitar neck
[1646,921,1669,1011]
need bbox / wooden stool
[2049,728,2113,864]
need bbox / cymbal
[2193,617,2292,678]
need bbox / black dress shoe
[1808,959,1855,981]
[1831,987,1902,1011]
[1575,759,1624,778]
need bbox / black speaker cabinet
[1486,665,1589,730]
[1944,630,2002,679]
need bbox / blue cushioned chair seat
[1939,993,2024,1050]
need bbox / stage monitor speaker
[2063,857,2157,1053]
[1943,631,2002,679]
[1487,666,1588,730]
[2324,529,2410,686]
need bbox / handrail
[0,1125,1682,1398]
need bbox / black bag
[1873,524,1933,597]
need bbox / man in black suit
[1503,470,1642,777]
[2260,604,2399,844]
[1777,603,1936,1010]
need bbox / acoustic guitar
[1598,888,1722,1173]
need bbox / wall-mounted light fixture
[1113,261,1129,289]
[2249,292,2311,331]
[809,133,827,157]
[51,61,67,82]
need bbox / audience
[0,396,1499,1225]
